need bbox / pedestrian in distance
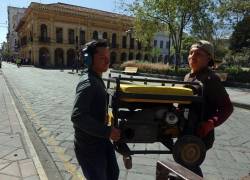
[71,39,120,180]
[16,57,21,68]
[183,40,234,176]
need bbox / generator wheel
[173,135,206,167]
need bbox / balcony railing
[39,36,51,43]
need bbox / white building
[153,32,170,63]
[7,6,26,55]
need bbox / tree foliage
[120,0,214,69]
[190,2,216,41]
[217,0,250,25]
[230,16,250,52]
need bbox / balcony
[39,36,51,43]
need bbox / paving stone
[0,135,22,148]
[0,159,11,170]
[127,172,154,180]
[50,152,72,162]
[215,149,236,163]
[3,148,27,161]
[0,146,17,159]
[230,151,250,163]
[19,159,38,177]
[60,170,72,180]
[0,161,21,177]
[0,174,20,180]
[23,175,40,180]
[203,173,222,180]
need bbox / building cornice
[16,2,134,32]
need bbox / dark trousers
[74,140,119,180]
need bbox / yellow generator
[107,76,207,167]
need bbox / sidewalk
[226,87,250,110]
[0,70,46,180]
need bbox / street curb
[232,102,250,110]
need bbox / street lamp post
[75,35,79,73]
[126,27,133,61]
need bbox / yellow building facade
[16,2,145,67]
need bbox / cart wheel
[172,135,206,167]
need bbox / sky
[0,0,133,46]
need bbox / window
[166,40,170,49]
[56,28,63,43]
[160,41,163,48]
[154,40,157,47]
[130,38,134,49]
[40,24,48,42]
[93,31,98,40]
[112,33,117,48]
[103,32,108,39]
[68,29,75,44]
[122,36,127,48]
[80,30,85,45]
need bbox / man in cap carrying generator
[183,40,234,176]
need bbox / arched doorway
[55,48,64,67]
[67,49,75,68]
[39,47,49,67]
[136,53,142,60]
[121,53,127,63]
[110,52,117,67]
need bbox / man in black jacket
[71,39,120,180]
[184,40,233,176]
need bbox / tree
[217,0,250,25]
[191,5,215,41]
[230,16,250,52]
[181,36,197,63]
[120,0,213,70]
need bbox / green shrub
[117,61,250,83]
[119,60,189,76]
[224,66,243,73]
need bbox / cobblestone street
[1,62,250,180]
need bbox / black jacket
[184,68,233,149]
[71,69,111,145]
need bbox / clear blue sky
[0,0,132,45]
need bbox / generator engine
[118,106,188,143]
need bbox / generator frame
[105,76,205,155]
